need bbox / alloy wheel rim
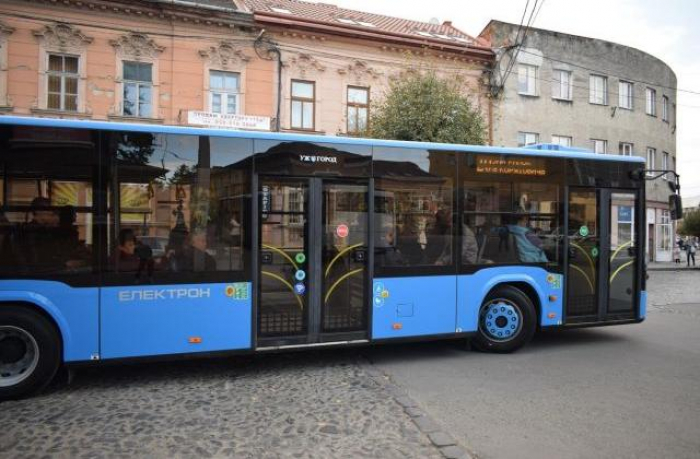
[0,326,40,388]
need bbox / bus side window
[373,148,456,271]
[107,132,252,281]
[0,127,96,276]
[462,176,561,266]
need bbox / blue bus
[0,116,651,399]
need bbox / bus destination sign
[476,155,547,176]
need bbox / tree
[370,71,486,145]
[679,210,700,237]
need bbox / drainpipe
[254,30,283,132]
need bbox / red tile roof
[240,0,489,49]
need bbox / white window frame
[620,142,633,156]
[290,79,315,130]
[0,22,14,108]
[552,69,572,101]
[518,64,538,96]
[662,95,669,122]
[646,88,656,116]
[122,61,153,118]
[111,32,163,120]
[552,135,572,147]
[589,75,608,105]
[346,85,370,135]
[209,70,241,115]
[662,151,670,180]
[618,81,633,110]
[646,147,656,176]
[591,139,607,154]
[517,131,539,147]
[33,23,91,114]
[46,53,80,112]
[658,210,671,251]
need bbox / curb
[359,356,476,459]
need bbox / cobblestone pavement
[0,350,444,459]
[646,270,700,306]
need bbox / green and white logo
[295,253,306,264]
[579,225,589,237]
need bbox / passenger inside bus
[507,215,548,263]
[19,198,90,273]
[396,216,425,265]
[111,228,141,272]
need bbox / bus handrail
[261,270,304,310]
[324,243,363,278]
[324,268,364,304]
[261,244,299,271]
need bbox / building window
[552,70,572,100]
[619,81,633,110]
[620,142,633,156]
[662,95,669,122]
[591,139,607,154]
[347,86,369,134]
[646,147,656,176]
[122,62,152,117]
[658,210,671,252]
[589,75,608,105]
[518,64,538,96]
[552,135,572,147]
[662,151,670,180]
[646,88,656,116]
[210,70,240,115]
[47,54,79,111]
[291,80,315,130]
[517,131,539,147]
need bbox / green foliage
[369,71,486,145]
[679,210,700,237]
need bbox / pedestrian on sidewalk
[687,237,697,267]
[673,243,681,264]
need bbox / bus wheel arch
[0,302,63,400]
[473,283,538,353]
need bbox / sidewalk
[648,261,700,271]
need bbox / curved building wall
[482,21,677,262]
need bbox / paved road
[0,351,441,458]
[366,271,700,459]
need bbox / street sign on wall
[187,111,271,131]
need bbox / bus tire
[0,305,62,400]
[473,285,536,353]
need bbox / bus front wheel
[473,285,536,353]
[0,306,61,400]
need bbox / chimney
[443,20,452,27]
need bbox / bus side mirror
[670,194,683,220]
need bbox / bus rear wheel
[0,306,61,400]
[473,285,536,353]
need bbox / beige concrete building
[481,21,678,262]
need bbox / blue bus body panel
[100,282,252,359]
[456,267,564,332]
[0,280,99,362]
[639,290,647,319]
[372,276,457,339]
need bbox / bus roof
[0,115,646,163]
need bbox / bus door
[257,177,369,346]
[566,188,639,323]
